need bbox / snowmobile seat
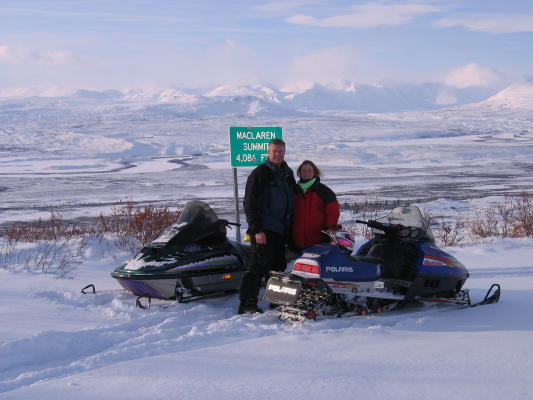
[351,243,383,264]
[350,255,383,265]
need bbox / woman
[292,160,340,249]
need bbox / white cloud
[0,44,77,66]
[0,8,188,24]
[252,1,313,14]
[286,2,443,28]
[443,63,500,89]
[37,50,78,66]
[435,14,533,34]
[197,40,261,85]
[286,14,321,25]
[434,89,457,105]
[280,81,316,94]
[0,86,76,98]
[219,39,238,51]
[288,47,358,84]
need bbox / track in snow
[0,285,476,394]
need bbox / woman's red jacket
[292,178,340,249]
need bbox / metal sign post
[232,167,241,243]
[229,127,283,243]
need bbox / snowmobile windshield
[151,201,223,246]
[177,200,220,227]
[376,205,434,241]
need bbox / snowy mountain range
[1,81,532,120]
[480,82,533,110]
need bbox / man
[238,138,296,314]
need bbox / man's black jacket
[243,160,296,236]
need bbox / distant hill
[480,83,533,110]
[0,81,529,118]
[279,82,500,112]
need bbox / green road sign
[229,127,282,167]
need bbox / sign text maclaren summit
[229,127,282,167]
[235,130,277,140]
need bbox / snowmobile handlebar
[355,219,417,238]
[222,220,241,227]
[356,219,404,232]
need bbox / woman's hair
[297,160,321,178]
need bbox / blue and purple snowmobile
[264,205,500,321]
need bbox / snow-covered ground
[1,85,532,399]
[1,85,533,226]
[0,238,531,400]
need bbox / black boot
[238,302,264,315]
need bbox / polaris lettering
[325,266,353,273]
[267,284,297,296]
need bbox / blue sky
[1,0,532,92]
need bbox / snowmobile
[263,205,500,322]
[110,200,251,304]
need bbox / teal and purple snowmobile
[264,205,500,321]
[111,201,251,303]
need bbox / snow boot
[238,302,264,314]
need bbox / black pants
[239,230,287,306]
